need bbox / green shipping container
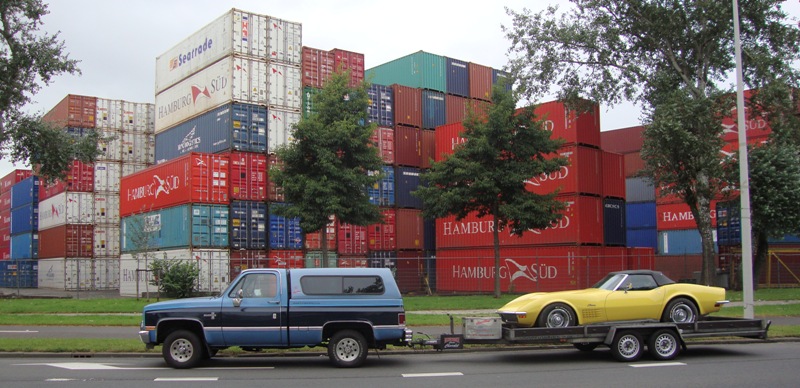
[302,87,322,119]
[305,251,338,268]
[366,51,446,92]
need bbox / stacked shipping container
[0,170,37,287]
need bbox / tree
[0,0,100,180]
[149,258,200,299]
[413,84,567,298]
[269,71,383,266]
[505,0,800,285]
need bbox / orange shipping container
[42,94,97,128]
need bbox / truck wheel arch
[323,322,375,346]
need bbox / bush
[148,259,200,299]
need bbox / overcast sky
[4,0,800,177]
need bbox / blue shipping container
[154,103,267,163]
[395,166,423,209]
[10,233,38,260]
[658,229,718,256]
[422,90,446,129]
[626,202,657,229]
[121,204,229,251]
[423,217,436,252]
[626,227,657,250]
[625,177,656,203]
[716,200,741,246]
[230,200,267,250]
[604,198,626,246]
[0,260,38,288]
[10,176,39,209]
[10,204,38,235]
[269,203,303,249]
[445,57,469,97]
[368,166,395,206]
[492,68,512,92]
[367,84,394,127]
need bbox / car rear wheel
[537,303,576,328]
[648,329,681,361]
[662,297,698,323]
[610,330,644,362]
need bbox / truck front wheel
[328,330,368,368]
[163,330,204,369]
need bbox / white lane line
[0,330,38,333]
[631,362,686,368]
[402,372,464,378]
[154,377,219,381]
[45,379,77,382]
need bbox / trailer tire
[538,303,576,328]
[610,331,643,362]
[648,329,681,360]
[328,330,368,368]
[662,297,698,323]
[574,342,599,352]
[163,330,204,369]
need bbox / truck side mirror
[233,289,243,307]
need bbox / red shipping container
[623,151,645,178]
[601,125,645,154]
[435,122,465,162]
[37,224,94,258]
[38,161,95,201]
[305,215,337,251]
[657,201,718,230]
[720,135,769,158]
[627,247,656,270]
[420,129,436,169]
[602,150,626,199]
[396,208,424,250]
[229,250,269,277]
[331,48,365,87]
[395,125,421,167]
[42,94,97,128]
[524,145,603,197]
[301,46,335,88]
[444,95,489,125]
[529,99,601,148]
[0,169,33,194]
[338,256,369,268]
[468,62,493,101]
[393,85,422,128]
[0,191,11,211]
[120,152,229,217]
[720,89,772,143]
[371,126,395,165]
[226,151,267,201]
[337,222,368,255]
[269,249,305,268]
[0,234,9,260]
[267,154,285,202]
[436,194,604,248]
[368,209,396,251]
[395,250,426,293]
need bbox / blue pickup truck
[139,267,412,368]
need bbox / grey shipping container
[625,177,656,203]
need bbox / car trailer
[414,316,771,362]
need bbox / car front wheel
[163,330,204,369]
[537,303,576,328]
[662,297,698,323]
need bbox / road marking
[154,377,219,381]
[18,362,166,370]
[402,372,464,378]
[45,379,77,382]
[631,362,686,368]
[0,330,38,333]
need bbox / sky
[4,0,800,177]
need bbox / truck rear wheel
[328,330,368,368]
[648,329,681,360]
[163,330,204,369]
[610,330,643,362]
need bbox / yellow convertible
[497,270,728,328]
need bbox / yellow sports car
[497,270,728,328]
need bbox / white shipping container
[268,108,301,153]
[155,8,270,93]
[268,17,302,65]
[92,257,121,290]
[121,132,155,164]
[119,249,230,297]
[38,192,94,230]
[94,193,120,224]
[38,257,93,290]
[268,62,302,109]
[94,225,121,257]
[122,162,149,176]
[94,161,122,192]
[96,128,123,162]
[96,98,123,130]
[122,101,155,133]
[155,55,268,133]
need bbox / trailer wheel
[662,297,698,323]
[538,303,576,328]
[610,331,643,362]
[648,329,681,361]
[328,330,368,368]
[574,342,599,352]
[163,330,204,369]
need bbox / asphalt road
[0,342,797,388]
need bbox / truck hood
[143,296,221,312]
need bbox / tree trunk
[695,195,717,286]
[753,231,769,290]
[321,227,329,268]
[493,214,501,298]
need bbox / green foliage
[0,0,100,180]
[148,259,200,299]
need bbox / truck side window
[230,273,277,298]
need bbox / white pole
[733,0,755,319]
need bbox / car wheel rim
[335,338,360,362]
[617,335,639,358]
[654,334,676,357]
[170,339,193,362]
[671,304,695,323]
[547,309,570,328]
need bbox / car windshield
[592,273,626,290]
